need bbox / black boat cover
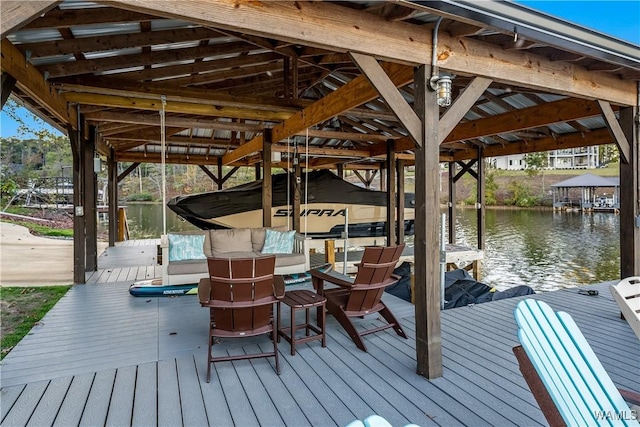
[167,170,414,232]
[386,265,535,309]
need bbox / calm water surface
[453,208,620,291]
[115,203,621,292]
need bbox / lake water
[114,203,620,292]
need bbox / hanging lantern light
[435,76,452,107]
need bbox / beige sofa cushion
[167,259,208,275]
[250,226,288,252]
[210,228,252,256]
[273,252,307,268]
[211,251,256,260]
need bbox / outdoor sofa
[161,226,310,285]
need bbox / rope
[286,137,290,230]
[304,128,309,237]
[160,95,167,236]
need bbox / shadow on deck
[1,240,638,426]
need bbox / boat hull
[168,170,415,238]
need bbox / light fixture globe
[436,76,452,107]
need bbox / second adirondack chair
[513,299,640,427]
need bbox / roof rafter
[108,0,636,105]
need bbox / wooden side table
[277,289,326,355]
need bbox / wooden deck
[1,240,638,426]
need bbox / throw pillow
[261,229,295,254]
[168,234,206,261]
[210,228,252,256]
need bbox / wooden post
[1,73,16,108]
[397,159,405,243]
[217,157,223,190]
[477,148,486,251]
[284,57,291,99]
[325,239,336,269]
[413,65,442,379]
[262,129,273,227]
[83,126,97,271]
[68,123,86,284]
[118,207,129,241]
[292,58,299,99]
[108,148,118,247]
[448,161,456,244]
[620,106,640,277]
[386,139,396,246]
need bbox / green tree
[507,180,539,207]
[598,144,618,165]
[524,151,549,196]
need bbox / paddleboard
[128,263,333,297]
[129,279,197,297]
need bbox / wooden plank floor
[2,241,638,426]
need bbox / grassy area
[2,220,73,237]
[0,286,71,359]
[1,205,73,237]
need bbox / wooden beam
[446,98,607,144]
[272,62,413,145]
[1,73,17,108]
[294,128,398,142]
[272,144,371,158]
[1,1,59,39]
[115,152,243,166]
[55,78,303,112]
[117,162,140,183]
[85,110,264,132]
[84,127,98,271]
[221,134,263,166]
[1,39,77,129]
[462,128,615,160]
[598,100,631,164]
[396,159,405,243]
[107,148,118,246]
[63,92,293,122]
[21,26,221,58]
[350,52,422,144]
[439,77,492,140]
[23,7,157,29]
[68,123,85,284]
[386,140,397,245]
[45,43,254,79]
[372,97,616,158]
[198,165,220,187]
[223,61,413,165]
[619,107,640,277]
[109,0,636,105]
[413,64,443,379]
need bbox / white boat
[168,170,415,238]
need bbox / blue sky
[1,1,639,138]
[518,1,640,44]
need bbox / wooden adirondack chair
[610,277,640,340]
[513,299,640,427]
[199,256,282,383]
[310,244,407,352]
